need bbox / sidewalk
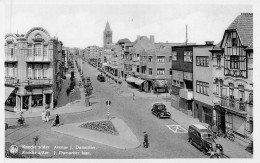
[159,101,253,158]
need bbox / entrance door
[216,109,226,133]
[194,103,199,119]
[46,94,51,105]
[23,96,29,110]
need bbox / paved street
[5,61,208,158]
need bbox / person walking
[143,132,149,148]
[45,108,50,122]
[41,110,46,122]
[55,114,60,126]
[212,123,218,139]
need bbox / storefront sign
[184,72,192,81]
[32,88,43,94]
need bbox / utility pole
[186,25,188,45]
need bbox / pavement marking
[166,125,188,133]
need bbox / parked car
[188,124,223,155]
[97,74,105,82]
[151,103,171,118]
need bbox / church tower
[103,21,112,47]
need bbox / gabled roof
[104,21,112,32]
[226,13,253,47]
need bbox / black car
[188,124,223,155]
[97,74,105,82]
[151,103,171,118]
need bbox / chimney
[150,35,154,43]
[205,41,214,45]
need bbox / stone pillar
[29,95,32,113]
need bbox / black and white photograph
[2,0,259,162]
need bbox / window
[196,81,209,95]
[34,44,42,56]
[196,56,209,66]
[43,64,48,78]
[28,45,32,57]
[184,51,192,62]
[148,56,153,62]
[229,83,234,99]
[217,55,221,67]
[149,68,152,75]
[43,45,48,57]
[169,56,172,62]
[180,82,184,88]
[249,93,253,105]
[215,82,219,95]
[27,64,33,79]
[173,80,176,86]
[230,56,239,69]
[34,64,42,79]
[172,51,177,61]
[10,48,14,58]
[157,69,165,75]
[238,85,244,102]
[232,38,237,47]
[137,65,139,72]
[169,69,172,75]
[157,56,165,63]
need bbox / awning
[5,87,15,101]
[126,76,145,85]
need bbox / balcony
[220,97,247,115]
[5,77,19,86]
[5,56,18,62]
[23,79,53,86]
[179,89,193,100]
[27,55,51,62]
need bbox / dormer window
[232,38,237,46]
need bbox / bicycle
[224,129,235,142]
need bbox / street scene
[4,2,255,161]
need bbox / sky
[4,1,253,48]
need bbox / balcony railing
[27,55,51,62]
[5,77,19,86]
[23,79,53,85]
[220,97,247,113]
[5,56,18,62]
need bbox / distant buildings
[5,27,65,112]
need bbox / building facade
[5,27,63,112]
[210,13,253,142]
[193,43,215,125]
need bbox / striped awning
[5,87,15,102]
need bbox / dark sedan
[151,103,171,118]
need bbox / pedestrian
[45,108,50,122]
[66,88,70,96]
[55,114,60,126]
[143,132,149,148]
[41,110,46,122]
[212,123,218,139]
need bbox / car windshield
[201,133,212,138]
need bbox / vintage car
[188,124,223,155]
[151,103,171,118]
[97,74,105,82]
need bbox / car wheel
[189,138,193,145]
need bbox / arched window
[34,44,42,57]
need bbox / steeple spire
[105,21,112,32]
